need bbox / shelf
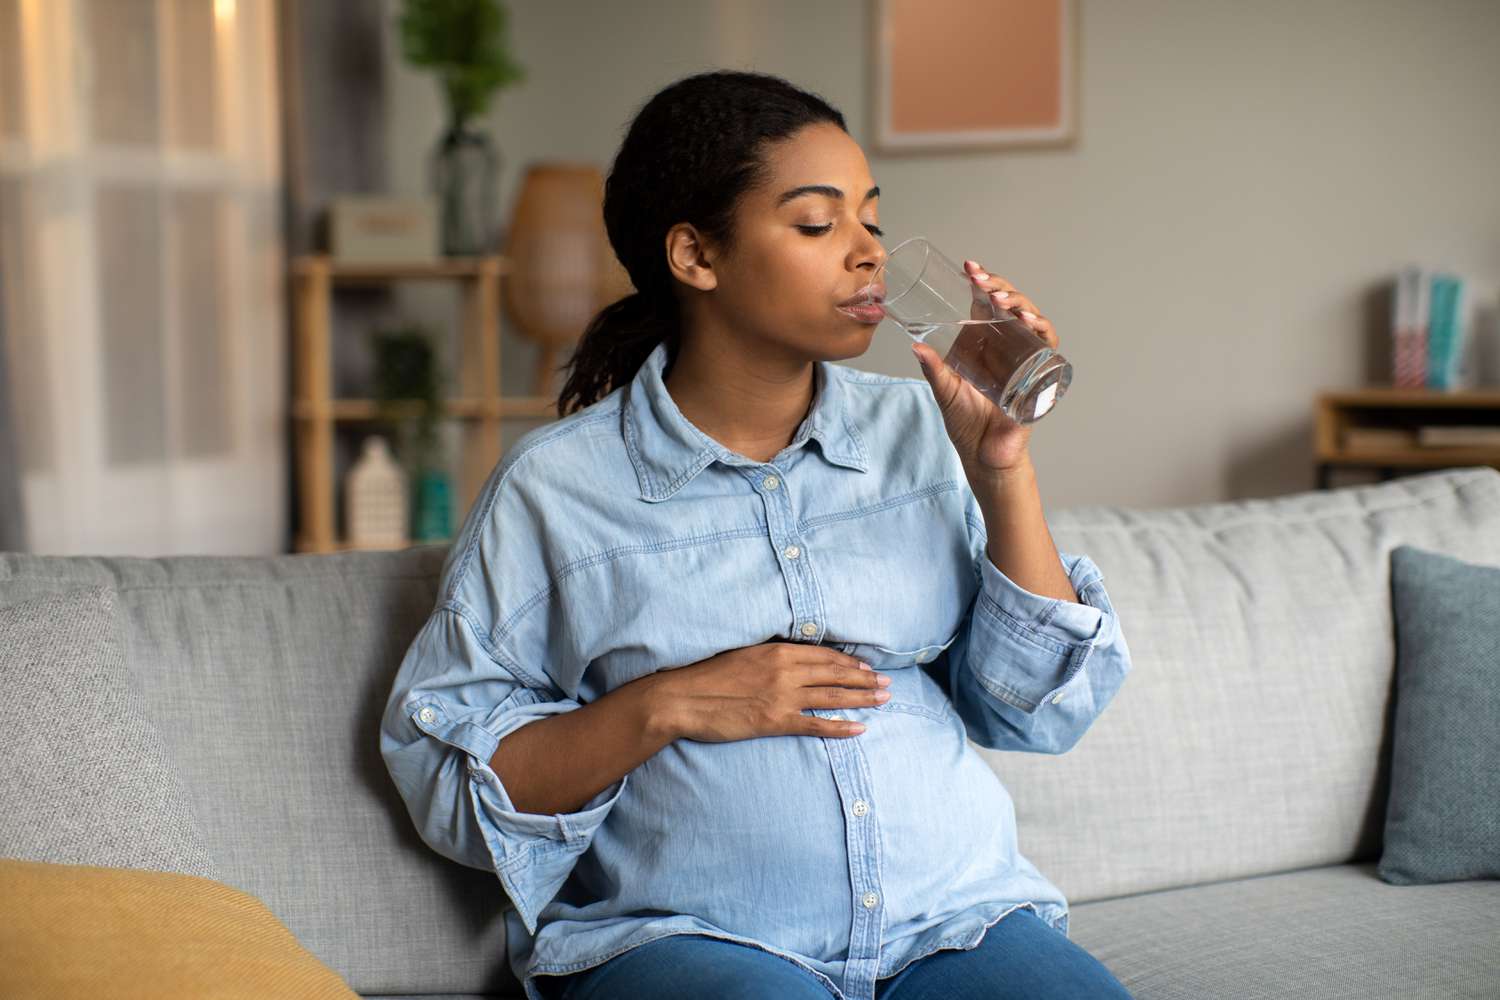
[1317,386,1500,408]
[1314,387,1500,488]
[290,249,527,554]
[1319,448,1500,467]
[294,536,452,555]
[291,396,557,421]
[290,254,511,283]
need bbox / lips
[838,282,886,307]
[838,302,886,324]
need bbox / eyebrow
[776,184,880,208]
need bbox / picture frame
[869,0,1079,154]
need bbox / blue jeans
[548,906,1135,1000]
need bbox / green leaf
[398,0,526,125]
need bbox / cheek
[729,230,846,324]
[772,240,844,310]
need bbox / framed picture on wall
[870,0,1078,153]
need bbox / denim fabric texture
[380,339,1133,1000]
[550,906,1134,1000]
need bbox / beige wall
[379,0,1500,510]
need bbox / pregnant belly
[586,733,855,955]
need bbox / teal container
[412,469,452,543]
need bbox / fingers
[804,684,892,709]
[1003,302,1059,349]
[963,261,1060,350]
[913,342,965,409]
[806,657,889,690]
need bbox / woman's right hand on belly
[651,642,893,743]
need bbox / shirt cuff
[977,551,1108,646]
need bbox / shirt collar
[623,340,869,503]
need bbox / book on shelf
[1427,273,1467,390]
[1342,427,1418,451]
[1390,266,1482,391]
[1416,425,1500,448]
[1391,266,1428,389]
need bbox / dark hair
[554,70,847,418]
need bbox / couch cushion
[1067,862,1500,999]
[0,857,360,999]
[0,586,219,880]
[1378,544,1500,885]
[987,466,1500,905]
[0,547,512,998]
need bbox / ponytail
[555,290,678,418]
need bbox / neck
[662,334,817,464]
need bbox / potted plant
[370,325,452,543]
[397,0,526,255]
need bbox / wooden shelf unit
[289,255,558,554]
[1314,386,1500,488]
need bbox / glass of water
[857,237,1072,424]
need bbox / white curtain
[0,0,284,555]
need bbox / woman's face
[674,122,888,363]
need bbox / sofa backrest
[0,545,491,997]
[4,465,1497,995]
[998,465,1500,907]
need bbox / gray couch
[3,466,1498,999]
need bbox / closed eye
[798,223,885,237]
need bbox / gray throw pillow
[1378,545,1500,885]
[0,586,221,880]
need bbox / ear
[665,223,718,293]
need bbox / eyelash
[797,222,885,238]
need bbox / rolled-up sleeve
[941,487,1133,754]
[379,602,627,935]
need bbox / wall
[376,0,1500,510]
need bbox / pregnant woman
[381,69,1135,1000]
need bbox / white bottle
[345,435,408,549]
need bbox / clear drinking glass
[856,237,1072,424]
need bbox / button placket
[753,465,826,648]
[817,703,882,995]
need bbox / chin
[786,322,877,364]
[830,326,878,360]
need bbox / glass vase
[430,122,500,256]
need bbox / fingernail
[991,290,1009,301]
[859,661,872,670]
[1021,310,1037,321]
[876,673,892,687]
[964,259,979,270]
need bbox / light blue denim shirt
[380,339,1132,1000]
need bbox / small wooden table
[1315,387,1500,489]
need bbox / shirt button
[800,621,818,637]
[862,892,879,909]
[852,799,869,817]
[471,769,489,784]
[783,544,800,559]
[762,475,780,491]
[417,707,436,725]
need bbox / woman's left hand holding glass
[910,259,1061,478]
